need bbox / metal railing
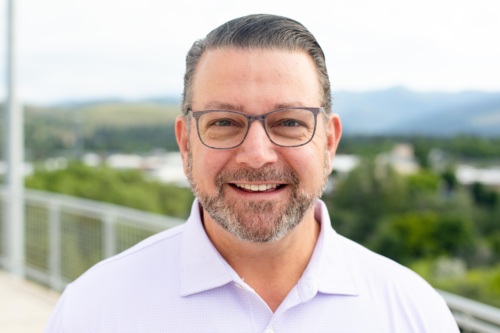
[439,290,500,333]
[1,187,499,331]
[0,187,183,291]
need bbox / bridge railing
[1,187,499,332]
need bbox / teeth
[235,183,279,192]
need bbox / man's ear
[326,114,342,173]
[175,115,190,176]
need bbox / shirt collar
[179,199,236,296]
[179,198,358,297]
[304,200,359,296]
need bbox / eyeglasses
[189,107,324,149]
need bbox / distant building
[456,165,500,192]
[376,143,419,175]
[144,153,189,187]
[82,153,102,167]
[81,152,189,187]
[106,154,143,169]
[332,155,360,174]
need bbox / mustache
[215,166,301,188]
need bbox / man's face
[176,48,341,243]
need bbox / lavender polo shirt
[45,199,459,332]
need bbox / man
[46,14,459,332]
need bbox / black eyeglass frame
[188,107,325,150]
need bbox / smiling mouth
[232,183,286,192]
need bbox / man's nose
[234,121,278,168]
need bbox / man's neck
[203,208,321,312]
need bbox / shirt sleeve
[413,285,461,333]
[44,286,69,333]
[431,294,461,332]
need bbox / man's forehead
[194,48,320,87]
[198,46,315,68]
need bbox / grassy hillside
[79,103,180,129]
[0,102,182,160]
[25,102,181,130]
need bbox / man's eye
[211,119,234,127]
[280,119,303,127]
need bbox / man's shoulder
[333,233,458,331]
[339,236,452,305]
[337,233,434,290]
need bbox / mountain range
[332,87,500,136]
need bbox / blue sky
[1,0,499,104]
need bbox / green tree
[407,170,440,193]
[369,212,476,265]
[25,163,194,218]
[471,182,498,208]
[323,160,409,244]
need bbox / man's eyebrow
[274,102,306,109]
[203,102,243,111]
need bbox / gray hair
[182,14,331,115]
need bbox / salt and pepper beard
[186,145,330,243]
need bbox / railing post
[48,200,62,290]
[103,211,116,259]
